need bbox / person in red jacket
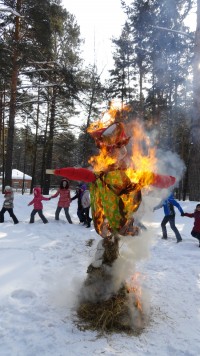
[28,187,51,224]
[182,203,200,247]
[51,179,72,223]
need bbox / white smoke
[47,269,82,309]
[156,148,186,184]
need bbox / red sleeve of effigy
[54,167,96,183]
[152,173,176,188]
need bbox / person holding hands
[0,185,19,224]
[28,187,51,224]
[51,178,72,224]
[182,203,200,247]
[153,193,184,243]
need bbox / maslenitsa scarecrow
[47,106,176,333]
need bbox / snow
[0,191,200,355]
[0,169,32,180]
[12,169,32,180]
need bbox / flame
[89,117,157,186]
[127,272,145,311]
[125,121,157,189]
[88,145,117,172]
[87,99,130,134]
[88,102,158,237]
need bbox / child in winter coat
[153,193,184,243]
[28,187,50,224]
[51,179,72,223]
[71,184,85,223]
[0,186,19,224]
[182,203,200,247]
[81,184,92,228]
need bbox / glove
[181,212,185,216]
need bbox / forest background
[0,0,200,200]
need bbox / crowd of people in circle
[0,179,92,228]
[0,179,200,248]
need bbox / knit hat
[4,186,12,192]
[80,184,87,191]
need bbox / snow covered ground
[0,191,200,356]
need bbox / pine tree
[188,0,200,200]
[1,0,53,186]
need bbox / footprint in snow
[11,289,37,300]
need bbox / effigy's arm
[46,167,96,183]
[151,173,176,188]
[127,170,176,190]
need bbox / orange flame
[87,99,130,134]
[88,145,117,172]
[88,101,157,237]
[125,121,157,189]
[127,272,145,311]
[88,115,157,187]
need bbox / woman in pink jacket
[51,179,72,223]
[28,187,51,224]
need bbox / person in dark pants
[153,193,184,243]
[0,186,19,224]
[81,184,92,228]
[71,185,85,223]
[182,203,200,247]
[51,179,72,223]
[28,187,51,224]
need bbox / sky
[62,0,132,78]
[62,0,197,79]
[0,191,200,355]
[61,0,197,130]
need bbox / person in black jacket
[71,185,85,223]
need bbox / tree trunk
[40,112,49,190]
[188,0,200,200]
[43,87,56,194]
[30,86,40,194]
[4,1,21,186]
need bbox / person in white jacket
[81,184,92,228]
[0,186,19,224]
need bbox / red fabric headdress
[90,122,130,149]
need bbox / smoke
[112,231,152,322]
[76,116,186,330]
[77,229,154,329]
[155,148,185,184]
[47,269,82,309]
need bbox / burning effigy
[47,102,176,333]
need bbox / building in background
[0,169,32,191]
